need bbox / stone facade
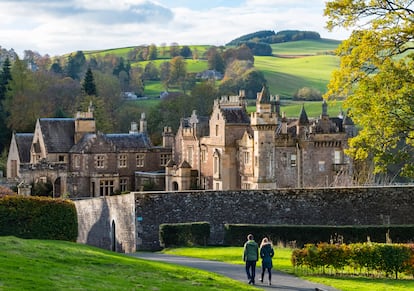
[7,106,172,198]
[166,88,356,191]
[73,186,414,252]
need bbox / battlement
[214,90,246,109]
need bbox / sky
[0,0,352,57]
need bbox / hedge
[292,242,414,279]
[0,196,78,241]
[224,224,414,247]
[159,221,210,247]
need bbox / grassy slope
[0,237,259,291]
[83,39,340,99]
[163,247,414,291]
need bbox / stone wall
[135,186,414,250]
[74,186,414,252]
[74,194,136,253]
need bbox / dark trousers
[261,267,272,282]
[245,260,256,283]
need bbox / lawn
[162,246,414,291]
[0,236,259,291]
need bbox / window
[58,155,65,162]
[290,154,297,167]
[120,178,128,192]
[201,149,206,162]
[243,152,250,164]
[215,124,219,136]
[213,150,221,178]
[99,179,114,196]
[10,160,17,178]
[74,155,80,168]
[160,154,171,166]
[118,154,127,168]
[187,146,193,166]
[95,155,106,169]
[334,150,342,164]
[319,161,325,172]
[136,154,144,167]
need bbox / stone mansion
[7,103,172,198]
[6,88,356,197]
[166,87,356,191]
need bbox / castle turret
[250,86,277,189]
[296,105,309,137]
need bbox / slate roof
[69,133,95,153]
[70,132,153,153]
[15,133,33,163]
[221,108,250,124]
[298,106,309,125]
[39,118,75,153]
[106,133,153,149]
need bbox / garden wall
[74,186,414,252]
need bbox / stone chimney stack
[140,112,147,133]
[129,121,138,134]
[162,126,174,148]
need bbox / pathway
[129,252,340,291]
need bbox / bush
[292,242,413,279]
[0,196,78,241]
[159,221,210,248]
[224,224,414,247]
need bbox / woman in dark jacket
[259,237,274,285]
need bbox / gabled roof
[221,108,250,124]
[39,118,75,153]
[15,133,33,163]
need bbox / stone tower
[250,86,278,189]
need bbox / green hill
[84,39,340,98]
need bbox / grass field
[163,246,414,291]
[0,236,258,291]
[82,39,341,99]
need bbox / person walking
[259,237,274,285]
[243,234,259,285]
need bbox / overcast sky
[0,0,351,57]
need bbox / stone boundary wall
[74,194,135,253]
[73,186,414,252]
[135,186,414,250]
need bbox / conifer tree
[82,67,97,96]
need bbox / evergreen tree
[0,57,12,152]
[0,57,12,101]
[82,67,97,96]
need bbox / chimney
[162,126,174,148]
[140,112,147,133]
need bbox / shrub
[159,221,210,248]
[0,196,78,241]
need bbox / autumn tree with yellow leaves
[324,0,414,180]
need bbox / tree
[206,46,225,73]
[169,56,187,86]
[0,57,12,151]
[82,67,97,96]
[147,44,158,60]
[179,45,192,58]
[324,0,414,178]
